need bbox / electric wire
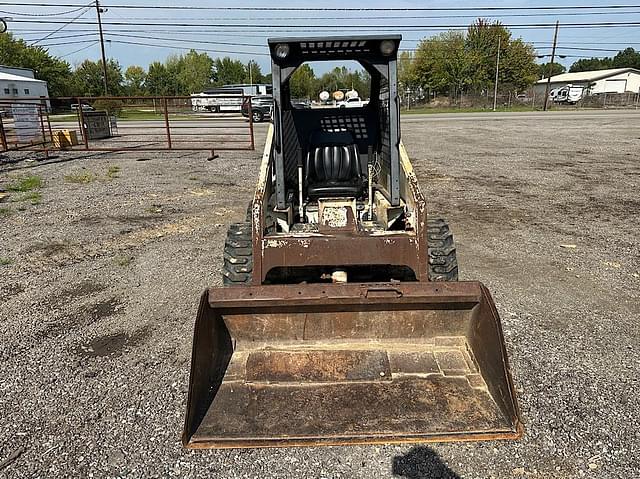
[3,3,640,11]
[27,2,93,46]
[59,39,98,57]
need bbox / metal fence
[400,91,640,111]
[0,95,256,157]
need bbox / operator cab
[268,36,402,231]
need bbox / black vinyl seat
[305,131,364,199]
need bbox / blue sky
[5,0,640,74]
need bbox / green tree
[317,66,370,98]
[414,31,477,100]
[410,20,538,99]
[124,65,146,95]
[538,62,566,79]
[213,57,246,85]
[569,57,613,72]
[398,51,419,91]
[71,59,123,96]
[465,19,537,93]
[0,32,72,96]
[174,50,214,94]
[244,61,264,84]
[145,61,175,95]
[499,38,539,91]
[612,47,640,69]
[465,19,511,92]
[289,64,317,99]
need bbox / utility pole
[492,36,501,112]
[95,0,109,96]
[543,21,560,111]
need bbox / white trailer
[190,84,272,112]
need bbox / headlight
[380,39,395,56]
[274,43,290,59]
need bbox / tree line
[0,32,268,97]
[289,64,370,100]
[396,20,640,99]
[397,20,539,100]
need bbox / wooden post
[543,21,560,112]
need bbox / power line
[30,32,270,52]
[535,45,627,52]
[39,37,271,56]
[59,40,98,57]
[27,2,93,45]
[11,19,640,29]
[109,39,270,56]
[103,32,264,48]
[0,5,90,16]
[3,3,640,10]
[17,29,640,49]
[13,27,640,40]
[10,10,640,21]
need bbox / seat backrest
[305,131,361,183]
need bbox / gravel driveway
[1,111,638,478]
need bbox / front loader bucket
[183,282,522,448]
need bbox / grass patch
[6,175,42,192]
[11,191,42,205]
[116,110,194,120]
[106,165,121,179]
[64,172,96,184]
[114,255,133,266]
[22,192,42,205]
[0,207,11,216]
[0,257,12,266]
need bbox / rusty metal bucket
[183,282,522,448]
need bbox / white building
[0,65,50,106]
[534,68,640,96]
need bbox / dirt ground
[1,110,639,478]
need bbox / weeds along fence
[0,95,256,157]
[401,92,537,110]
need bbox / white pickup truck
[337,97,367,108]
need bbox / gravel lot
[1,110,639,478]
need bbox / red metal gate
[0,95,256,156]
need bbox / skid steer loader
[183,35,523,448]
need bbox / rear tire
[222,223,253,286]
[427,218,459,281]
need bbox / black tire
[427,218,459,281]
[252,110,264,123]
[222,223,253,286]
